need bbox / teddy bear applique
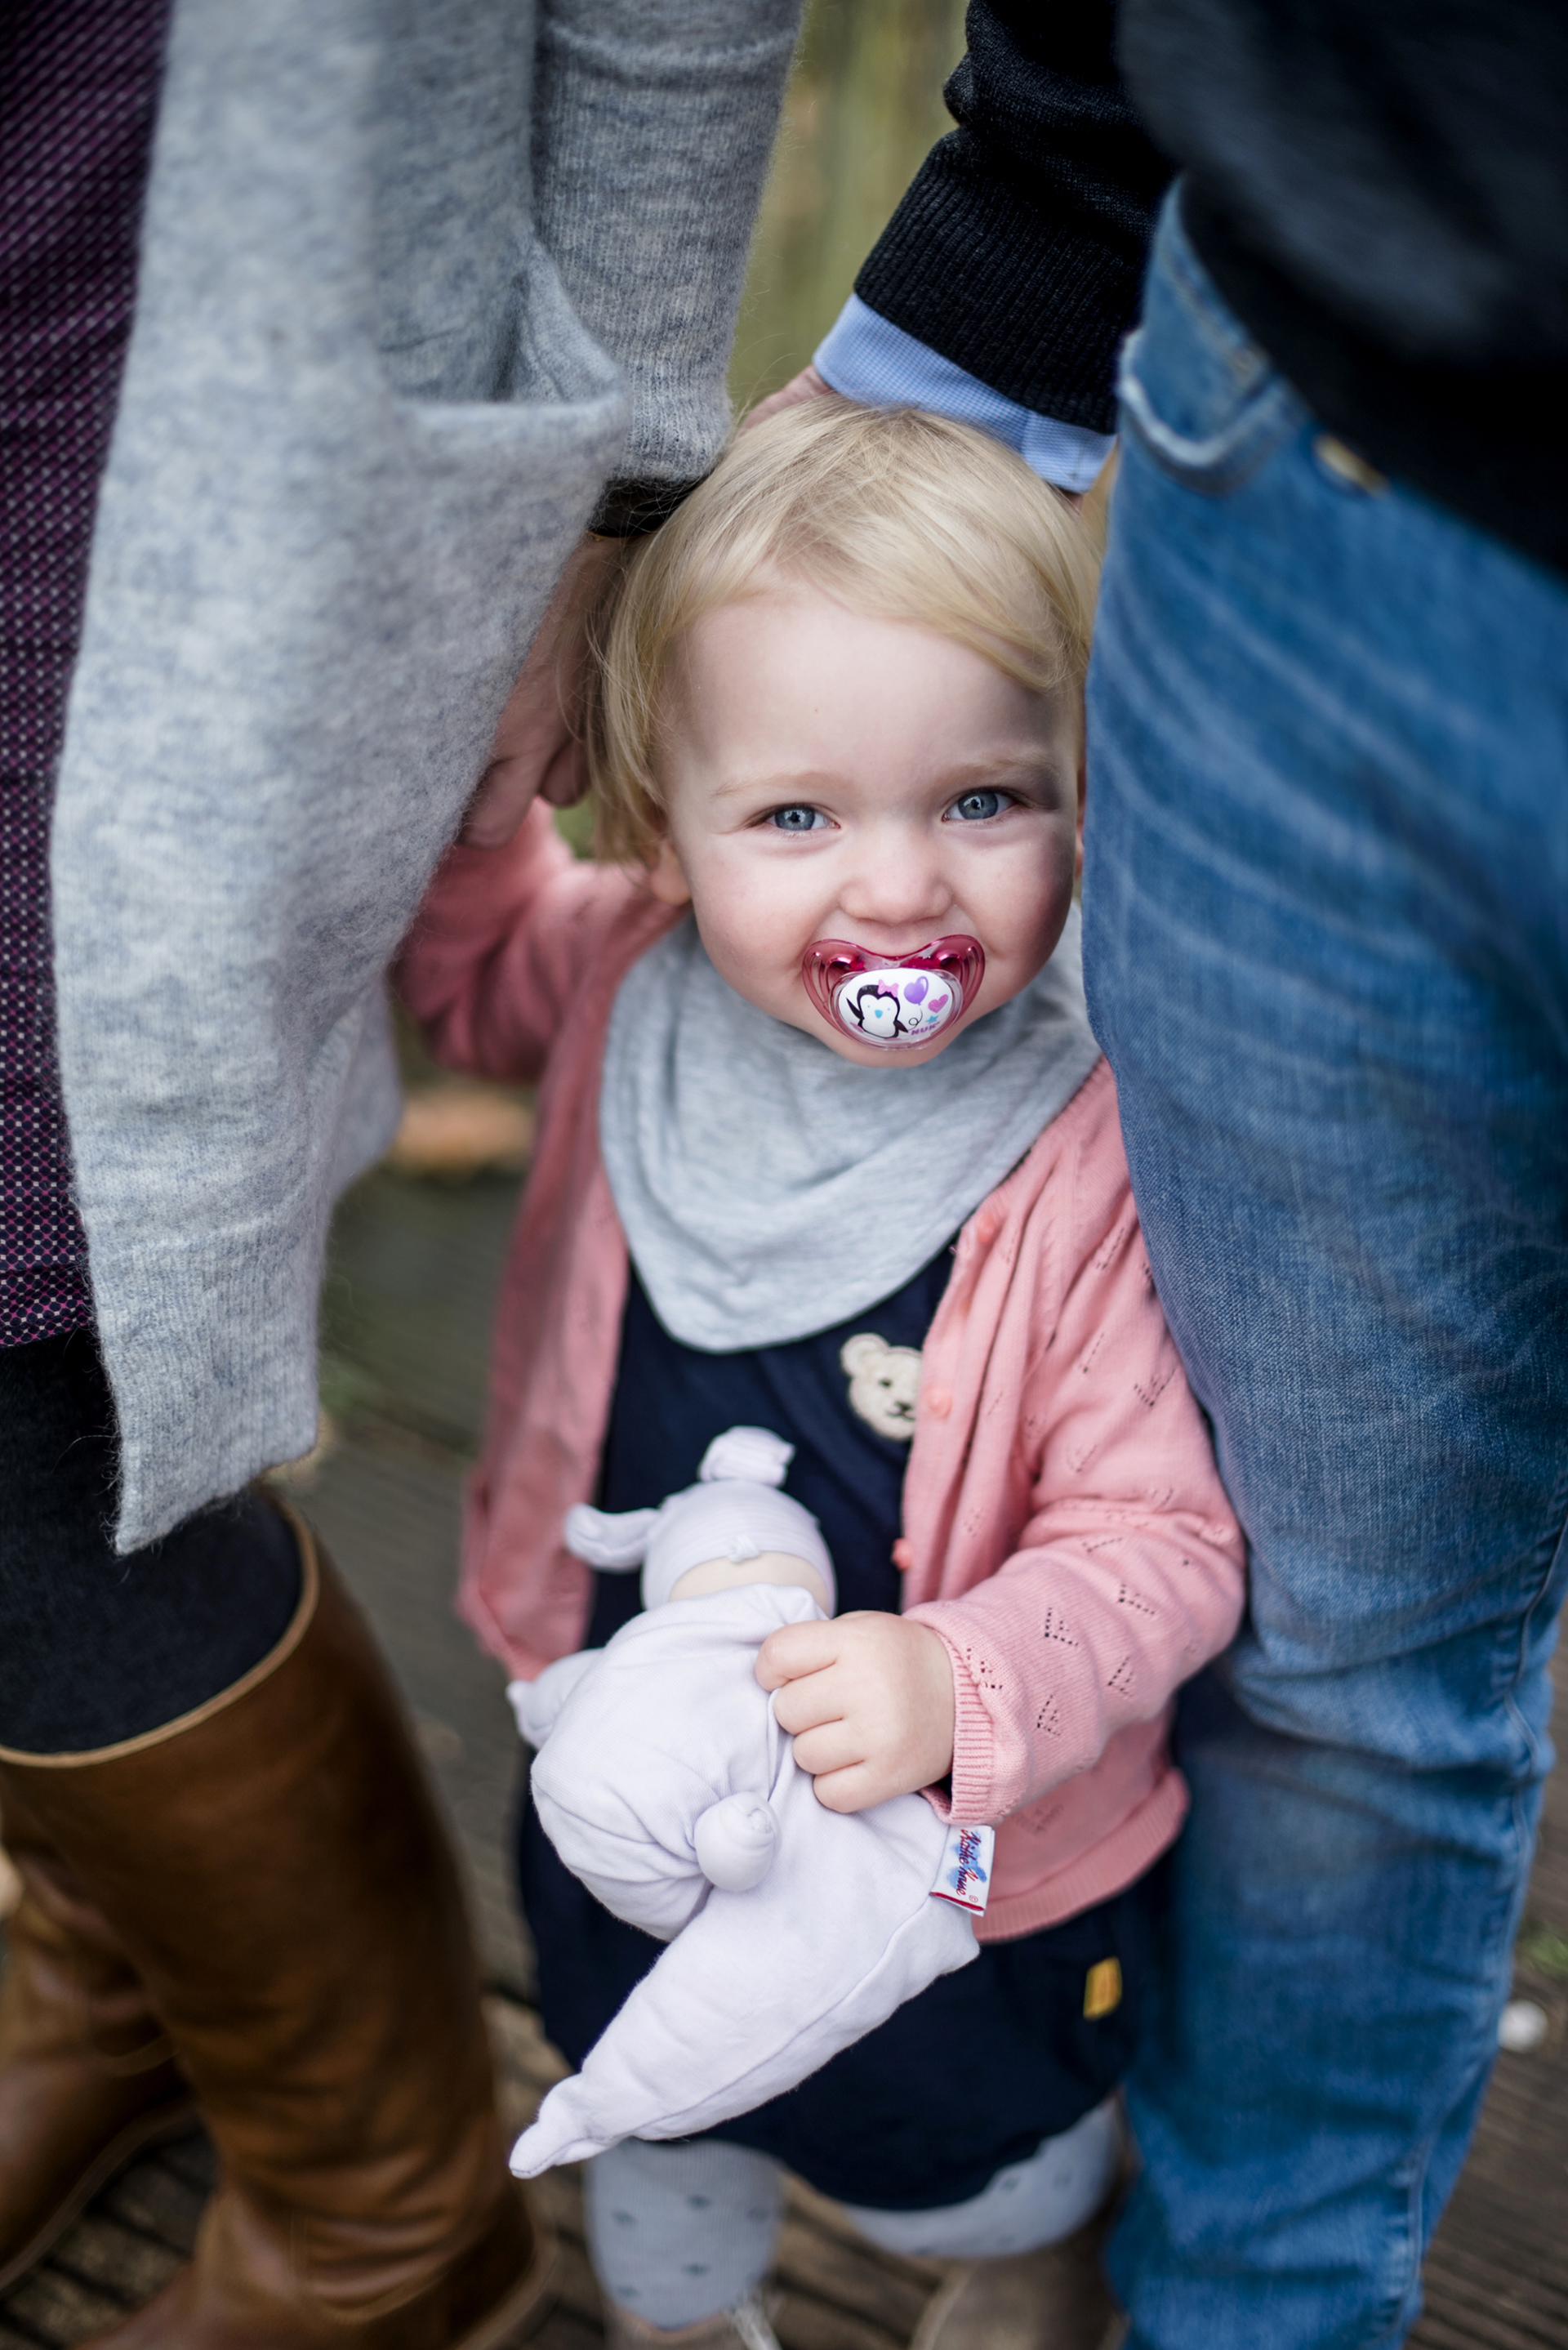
[840,1331,923,1442]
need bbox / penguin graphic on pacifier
[802,936,983,1051]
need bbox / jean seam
[1500,1478,1568,1781]
[1367,2154,1425,2348]
[1364,1694,1548,2350]
[1161,185,1272,390]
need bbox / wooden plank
[531,2309,608,2350]
[541,2233,607,2330]
[156,2133,216,2195]
[99,2150,207,2254]
[2,2265,132,2345]
[773,2285,907,2350]
[775,2217,930,2340]
[318,1162,522,1458]
[306,1442,535,1998]
[488,1994,571,2123]
[46,2214,181,2306]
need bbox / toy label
[930,1822,995,1915]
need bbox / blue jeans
[1083,193,1568,2350]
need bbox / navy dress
[517,1253,1156,2210]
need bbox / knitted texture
[47,0,798,1548]
[0,0,168,1345]
[853,0,1567,573]
[1120,0,1568,576]
[397,809,1246,1940]
[532,0,800,485]
[853,0,1171,434]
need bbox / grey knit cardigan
[51,0,799,1550]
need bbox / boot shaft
[0,1780,193,2297]
[0,1782,174,2076]
[1,1509,544,2339]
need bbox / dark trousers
[0,1331,300,1754]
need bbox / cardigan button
[891,1538,915,1572]
[924,1386,952,1418]
[973,1208,1000,1245]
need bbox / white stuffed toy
[506,1427,990,2177]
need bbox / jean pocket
[1116,193,1305,496]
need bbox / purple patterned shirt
[0,0,169,1346]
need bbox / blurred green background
[728,0,967,408]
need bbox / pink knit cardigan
[398,809,1245,1943]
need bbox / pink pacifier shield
[801,935,986,1050]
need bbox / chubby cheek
[969,827,1077,980]
[685,849,823,997]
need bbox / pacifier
[801,936,986,1050]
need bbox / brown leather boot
[0,1504,552,2348]
[0,1781,195,2290]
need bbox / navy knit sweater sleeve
[849,0,1567,576]
[853,1,1172,436]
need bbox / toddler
[399,402,1245,2350]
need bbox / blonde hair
[583,397,1101,866]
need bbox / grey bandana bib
[598,908,1102,1353]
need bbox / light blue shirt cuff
[813,294,1115,494]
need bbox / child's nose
[836,835,951,935]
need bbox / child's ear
[646,836,693,907]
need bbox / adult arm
[533,0,801,503]
[760,0,1171,493]
[466,0,803,844]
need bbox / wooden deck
[4,1144,1565,2348]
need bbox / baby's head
[563,1428,834,1615]
[586,399,1099,1066]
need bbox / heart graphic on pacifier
[801,936,987,1050]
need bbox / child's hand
[755,1612,955,1814]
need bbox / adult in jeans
[0,2,797,2343]
[759,3,1567,2344]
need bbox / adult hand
[744,359,1091,512]
[755,1609,956,1814]
[742,363,832,431]
[461,533,624,847]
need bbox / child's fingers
[807,1760,890,1816]
[768,1666,847,1737]
[786,1717,864,1780]
[755,1619,842,1691]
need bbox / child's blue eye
[947,788,1009,823]
[766,806,827,832]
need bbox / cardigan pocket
[390,239,629,521]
